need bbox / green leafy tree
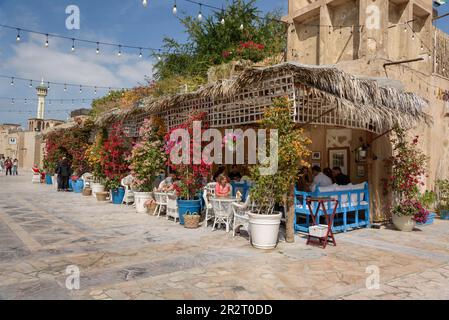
[153,0,286,82]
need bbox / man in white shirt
[310,165,333,192]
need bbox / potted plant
[100,123,131,205]
[128,117,166,213]
[391,199,429,231]
[248,97,311,249]
[384,128,428,231]
[86,131,106,197]
[436,179,449,220]
[417,190,437,225]
[165,112,211,225]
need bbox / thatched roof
[95,62,430,131]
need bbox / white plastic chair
[80,172,94,189]
[121,175,135,205]
[232,194,252,237]
[166,193,179,223]
[205,182,217,196]
[211,198,233,232]
[202,189,214,227]
[32,168,41,184]
[154,192,168,217]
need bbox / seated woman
[215,174,231,198]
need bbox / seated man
[228,165,242,182]
[310,165,333,192]
[157,173,175,192]
[332,166,351,185]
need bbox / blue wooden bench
[294,182,370,233]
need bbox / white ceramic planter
[52,175,58,190]
[392,214,416,232]
[91,183,105,197]
[248,212,282,249]
[134,192,153,213]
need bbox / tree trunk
[285,184,295,243]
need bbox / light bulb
[94,87,97,95]
[29,80,33,88]
[198,4,202,21]
[79,86,82,93]
[139,49,143,58]
[118,46,122,56]
[240,23,244,30]
[71,39,75,52]
[221,18,225,25]
[64,84,67,91]
[173,5,177,15]
[16,29,20,42]
[142,0,148,8]
[10,77,14,86]
[96,42,100,54]
[45,34,49,47]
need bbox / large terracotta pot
[248,212,282,249]
[95,191,109,202]
[392,214,416,232]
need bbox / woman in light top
[215,174,231,198]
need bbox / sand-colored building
[0,81,65,169]
[282,0,449,219]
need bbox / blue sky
[0,0,447,126]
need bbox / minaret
[36,79,48,119]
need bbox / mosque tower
[36,79,48,119]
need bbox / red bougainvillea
[100,122,132,190]
[43,123,92,175]
[164,112,211,199]
[384,127,428,223]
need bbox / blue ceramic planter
[417,212,436,226]
[111,187,125,205]
[440,210,449,220]
[72,180,84,193]
[177,199,202,225]
[45,174,53,185]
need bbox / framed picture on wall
[328,147,350,175]
[311,151,321,160]
[357,165,365,177]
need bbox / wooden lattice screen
[121,70,380,137]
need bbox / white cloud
[3,33,154,88]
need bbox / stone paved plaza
[1,173,449,300]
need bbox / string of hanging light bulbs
[0,97,94,105]
[0,23,167,59]
[0,108,78,114]
[0,74,126,93]
[142,0,286,28]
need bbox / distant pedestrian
[12,158,18,175]
[4,157,12,176]
[56,157,72,191]
[0,156,4,173]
